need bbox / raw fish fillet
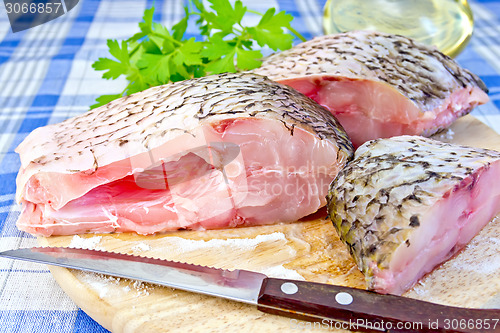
[327,136,500,295]
[252,30,489,147]
[16,73,353,236]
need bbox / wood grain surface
[38,115,500,333]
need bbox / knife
[1,247,498,333]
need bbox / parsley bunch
[90,0,305,109]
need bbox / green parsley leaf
[248,8,295,50]
[128,7,155,42]
[200,34,234,60]
[91,40,131,80]
[177,38,204,66]
[205,50,237,73]
[205,0,242,32]
[236,48,263,70]
[172,14,188,41]
[137,53,172,85]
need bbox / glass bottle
[323,0,474,57]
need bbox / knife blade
[1,247,498,333]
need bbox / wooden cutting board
[38,115,500,333]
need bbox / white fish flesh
[16,73,353,236]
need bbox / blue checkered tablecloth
[0,1,499,332]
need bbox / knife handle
[257,278,500,333]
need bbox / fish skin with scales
[327,135,500,295]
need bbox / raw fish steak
[326,136,500,295]
[252,30,489,147]
[16,73,353,236]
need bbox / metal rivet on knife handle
[281,282,299,295]
[335,292,353,305]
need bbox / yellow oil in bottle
[323,0,474,57]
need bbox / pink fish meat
[252,30,489,147]
[15,73,353,236]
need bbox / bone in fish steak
[251,30,489,147]
[327,136,500,295]
[16,72,353,236]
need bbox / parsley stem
[288,26,307,42]
[128,42,141,57]
[247,9,263,16]
[152,32,183,47]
